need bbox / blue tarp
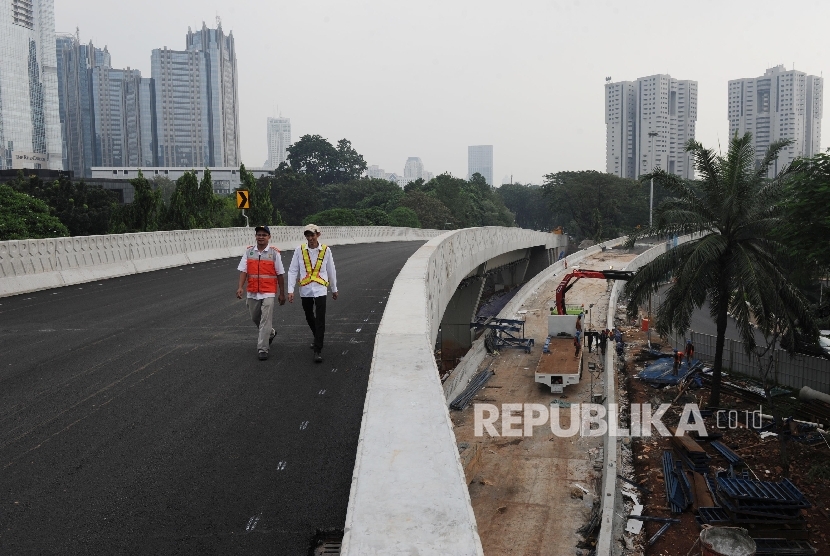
[637,357,700,385]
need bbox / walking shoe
[309,343,315,349]
[269,329,276,345]
[314,351,323,363]
[258,351,269,361]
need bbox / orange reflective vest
[246,245,280,294]
[299,244,329,287]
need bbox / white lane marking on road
[331,368,338,373]
[370,310,375,313]
[246,514,261,531]
[341,350,348,355]
[277,461,286,471]
[363,317,369,322]
[318,389,326,395]
[300,421,309,430]
[355,328,361,333]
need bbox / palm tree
[624,133,816,407]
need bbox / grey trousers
[247,297,275,353]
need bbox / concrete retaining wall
[0,226,442,298]
[342,227,563,555]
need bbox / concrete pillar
[441,263,487,370]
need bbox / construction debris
[698,477,812,540]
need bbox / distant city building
[384,172,405,187]
[728,65,823,177]
[56,32,155,176]
[0,0,62,170]
[152,23,239,168]
[468,145,493,185]
[404,157,424,181]
[367,164,386,179]
[92,66,156,168]
[90,166,272,196]
[605,74,698,179]
[265,117,290,169]
[422,171,434,182]
[56,33,103,177]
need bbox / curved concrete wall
[342,227,565,556]
[0,226,442,297]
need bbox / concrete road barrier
[342,227,565,556]
[0,226,441,298]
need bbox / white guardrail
[0,226,442,298]
[596,235,693,556]
[341,227,566,556]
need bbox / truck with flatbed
[535,315,583,393]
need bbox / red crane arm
[554,269,634,315]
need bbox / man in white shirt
[287,224,338,363]
[236,225,286,361]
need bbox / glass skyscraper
[56,34,104,177]
[92,66,155,168]
[0,0,62,170]
[152,23,239,168]
[468,145,494,186]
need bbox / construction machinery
[554,269,635,315]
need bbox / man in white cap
[236,225,286,361]
[287,224,338,362]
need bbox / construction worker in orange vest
[287,224,339,363]
[236,225,286,361]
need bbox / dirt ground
[619,325,830,555]
[451,249,637,556]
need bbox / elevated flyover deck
[0,241,422,554]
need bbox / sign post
[236,190,250,227]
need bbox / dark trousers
[302,295,327,351]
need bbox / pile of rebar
[450,368,495,411]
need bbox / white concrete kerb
[594,235,694,556]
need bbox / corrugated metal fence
[665,331,830,394]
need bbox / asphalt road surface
[0,240,425,555]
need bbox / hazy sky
[56,0,829,184]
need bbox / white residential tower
[265,117,290,169]
[728,65,823,177]
[605,74,698,179]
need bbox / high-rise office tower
[468,145,493,185]
[404,156,424,181]
[56,33,110,176]
[605,75,698,179]
[265,117,290,169]
[92,66,155,168]
[728,65,823,177]
[0,0,62,170]
[151,22,239,168]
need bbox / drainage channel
[310,530,343,555]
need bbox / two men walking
[237,224,338,363]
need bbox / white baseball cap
[303,224,321,234]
